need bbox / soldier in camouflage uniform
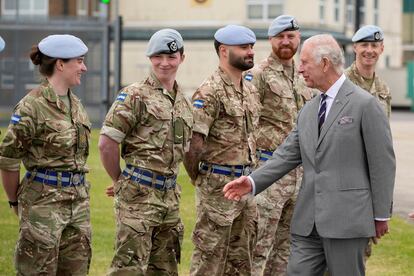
[345,24,391,266]
[247,15,314,276]
[346,25,391,117]
[99,29,192,275]
[184,25,260,276]
[0,34,91,275]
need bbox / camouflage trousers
[190,171,257,276]
[15,177,92,276]
[253,167,302,276]
[108,176,183,276]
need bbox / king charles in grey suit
[223,34,395,276]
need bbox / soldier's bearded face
[228,45,254,71]
[270,31,300,60]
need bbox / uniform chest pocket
[269,82,295,99]
[140,102,172,148]
[41,119,75,154]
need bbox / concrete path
[390,111,414,219]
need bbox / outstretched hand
[223,176,253,201]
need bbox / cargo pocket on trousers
[115,218,151,267]
[15,224,57,274]
[192,211,230,254]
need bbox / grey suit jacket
[251,79,395,238]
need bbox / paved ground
[389,110,414,220]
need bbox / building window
[78,0,88,16]
[346,0,354,25]
[1,0,48,16]
[334,0,340,22]
[373,0,379,25]
[91,0,102,17]
[359,0,366,25]
[319,0,325,23]
[247,0,284,21]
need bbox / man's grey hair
[304,34,345,75]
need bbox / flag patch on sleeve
[244,73,253,81]
[116,92,127,102]
[10,114,21,125]
[193,99,205,109]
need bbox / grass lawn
[0,129,413,275]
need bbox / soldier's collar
[148,71,179,100]
[217,66,234,86]
[41,80,75,113]
[269,53,287,72]
[351,61,377,81]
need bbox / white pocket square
[338,116,353,125]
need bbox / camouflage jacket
[192,67,261,166]
[345,62,391,118]
[101,72,193,176]
[249,54,314,150]
[0,81,91,172]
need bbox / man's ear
[322,57,330,73]
[219,45,228,58]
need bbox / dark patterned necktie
[318,94,328,135]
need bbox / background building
[0,0,409,125]
[115,0,402,95]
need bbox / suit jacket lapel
[317,79,352,148]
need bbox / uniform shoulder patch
[193,99,205,109]
[244,73,253,81]
[10,114,21,125]
[116,92,128,102]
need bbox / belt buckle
[72,173,81,185]
[243,166,252,176]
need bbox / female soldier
[99,29,192,275]
[0,34,92,275]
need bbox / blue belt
[26,169,85,187]
[256,150,273,161]
[200,163,252,177]
[122,165,176,190]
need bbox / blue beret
[268,15,299,37]
[352,25,384,42]
[146,29,184,57]
[38,34,88,59]
[0,35,5,52]
[214,25,256,45]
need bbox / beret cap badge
[168,40,178,52]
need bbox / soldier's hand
[106,185,115,197]
[223,176,253,201]
[409,212,414,219]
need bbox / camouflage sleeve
[0,99,36,171]
[101,90,140,143]
[250,67,265,103]
[191,84,219,137]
